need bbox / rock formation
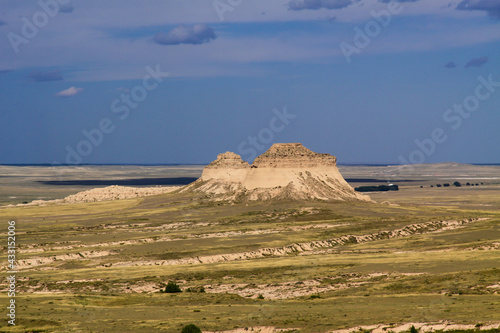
[8,185,180,207]
[183,143,371,202]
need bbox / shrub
[182,324,202,333]
[355,185,398,192]
[355,186,378,192]
[257,294,264,299]
[164,281,182,293]
[410,325,418,333]
[443,183,450,187]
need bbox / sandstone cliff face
[183,143,371,202]
[205,152,250,169]
[252,143,337,168]
[201,152,250,185]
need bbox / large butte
[182,143,371,202]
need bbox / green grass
[0,186,499,332]
[0,293,498,332]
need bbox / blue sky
[0,0,499,165]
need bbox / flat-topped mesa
[184,143,371,202]
[252,143,337,168]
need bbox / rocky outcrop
[252,143,337,168]
[9,185,179,207]
[205,152,250,169]
[63,185,179,203]
[197,152,250,195]
[183,143,371,202]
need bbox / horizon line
[1,162,499,167]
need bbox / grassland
[0,164,499,332]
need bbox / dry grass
[0,165,499,332]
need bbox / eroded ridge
[183,143,371,202]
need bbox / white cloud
[153,24,217,45]
[55,86,83,97]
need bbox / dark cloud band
[457,0,500,19]
[28,70,63,82]
[287,0,353,11]
[465,56,489,68]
